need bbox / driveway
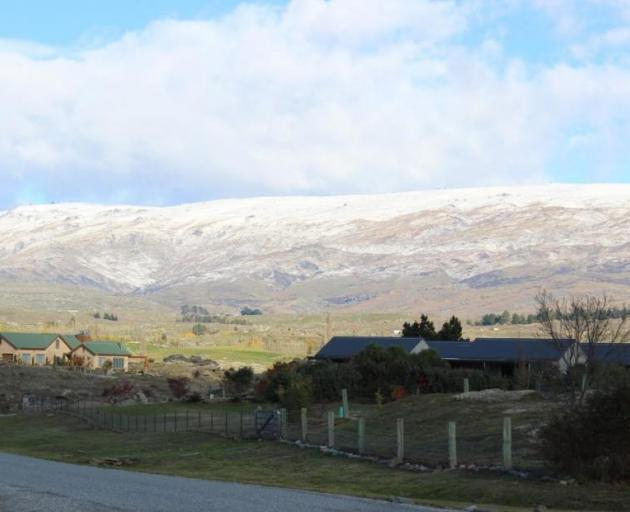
[0,453,455,512]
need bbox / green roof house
[70,341,131,371]
[0,332,75,366]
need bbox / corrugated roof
[314,336,422,361]
[0,332,60,350]
[78,341,131,356]
[428,338,576,363]
[59,334,82,350]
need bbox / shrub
[391,385,407,401]
[277,374,313,410]
[102,380,134,403]
[540,386,630,481]
[298,361,360,402]
[167,377,191,399]
[223,366,254,396]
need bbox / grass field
[1,412,629,511]
[146,343,290,368]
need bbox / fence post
[341,389,350,418]
[240,412,244,438]
[503,417,513,469]
[210,411,214,431]
[396,418,405,463]
[198,410,202,428]
[174,413,178,432]
[225,410,229,435]
[463,378,470,394]
[186,409,190,432]
[327,411,335,448]
[300,408,308,442]
[448,421,457,469]
[357,416,365,455]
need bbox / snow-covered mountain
[1,184,629,313]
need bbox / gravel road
[0,453,454,512]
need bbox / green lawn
[1,413,629,511]
[146,343,290,367]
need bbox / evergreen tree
[437,315,463,341]
[402,314,438,340]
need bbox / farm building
[586,343,630,368]
[69,341,131,371]
[314,336,586,375]
[426,338,584,374]
[0,332,77,366]
[314,336,429,362]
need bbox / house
[69,341,131,371]
[0,332,75,366]
[586,343,630,368]
[314,335,584,375]
[313,336,428,362]
[427,338,583,375]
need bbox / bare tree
[535,290,630,405]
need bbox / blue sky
[1,0,630,207]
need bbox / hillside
[1,184,629,314]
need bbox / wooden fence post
[503,417,513,469]
[463,378,470,394]
[327,411,335,448]
[300,408,308,442]
[341,389,350,418]
[396,418,405,463]
[448,421,457,469]
[357,416,365,455]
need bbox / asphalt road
[0,453,454,512]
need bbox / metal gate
[255,410,280,440]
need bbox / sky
[1,0,630,208]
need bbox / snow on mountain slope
[1,184,629,309]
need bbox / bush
[167,377,191,399]
[540,386,630,481]
[298,361,360,402]
[102,380,134,403]
[277,374,313,410]
[223,366,254,396]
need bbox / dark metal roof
[315,336,579,364]
[586,343,630,366]
[428,338,576,363]
[314,336,422,361]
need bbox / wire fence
[283,404,544,471]
[24,396,262,438]
[23,394,546,472]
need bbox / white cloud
[0,0,630,207]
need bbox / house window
[21,353,32,365]
[97,357,105,367]
[56,339,60,349]
[35,354,46,365]
[112,357,125,369]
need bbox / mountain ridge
[2,184,629,313]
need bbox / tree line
[402,314,464,340]
[92,312,118,321]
